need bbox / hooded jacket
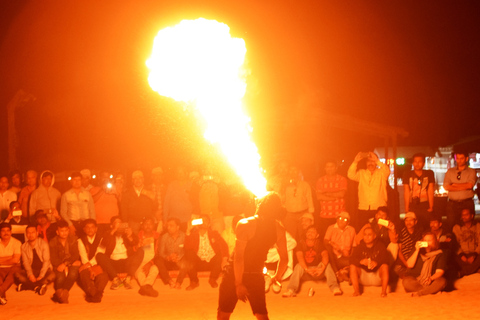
[29,170,61,223]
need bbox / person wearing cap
[443,151,477,232]
[347,152,390,231]
[60,172,96,238]
[121,170,156,234]
[324,212,356,282]
[80,169,94,191]
[394,212,423,278]
[403,153,435,231]
[316,160,347,240]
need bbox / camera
[192,219,203,226]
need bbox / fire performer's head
[256,192,286,222]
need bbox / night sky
[1,0,479,177]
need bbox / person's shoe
[281,289,296,298]
[37,284,48,296]
[333,288,343,296]
[264,275,272,293]
[16,284,23,292]
[138,285,147,296]
[209,279,218,288]
[110,277,123,290]
[0,297,7,305]
[186,282,199,291]
[59,289,69,304]
[144,285,159,297]
[272,280,282,294]
[123,276,133,290]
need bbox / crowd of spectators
[0,149,478,306]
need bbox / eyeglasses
[337,217,349,222]
[457,171,462,180]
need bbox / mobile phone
[378,219,389,227]
[12,210,22,217]
[418,241,428,248]
[192,219,203,226]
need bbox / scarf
[417,249,442,284]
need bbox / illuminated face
[26,227,38,242]
[36,214,48,226]
[167,220,179,235]
[111,218,122,230]
[430,220,442,232]
[26,171,37,187]
[325,162,337,176]
[367,159,377,172]
[300,217,313,230]
[375,210,388,221]
[71,176,82,189]
[455,154,467,167]
[363,228,376,245]
[424,234,437,251]
[11,173,21,188]
[0,227,12,241]
[42,175,52,188]
[412,157,425,171]
[404,217,417,229]
[0,177,9,191]
[84,223,97,237]
[133,175,144,188]
[56,227,69,240]
[337,216,349,230]
[461,209,474,224]
[305,227,319,240]
[81,176,90,188]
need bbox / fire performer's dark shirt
[242,217,277,273]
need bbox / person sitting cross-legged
[403,232,446,296]
[0,222,21,305]
[135,217,160,297]
[77,219,109,303]
[282,225,342,297]
[96,216,143,290]
[15,224,55,295]
[49,220,81,304]
[350,226,389,297]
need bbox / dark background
[1,0,479,178]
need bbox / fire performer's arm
[272,221,288,283]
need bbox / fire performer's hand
[235,283,249,302]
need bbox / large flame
[146,18,267,197]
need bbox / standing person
[80,169,94,191]
[15,224,55,295]
[163,167,193,232]
[403,153,435,230]
[315,160,347,239]
[0,223,21,305]
[347,152,390,231]
[0,176,17,221]
[49,220,81,304]
[60,172,96,238]
[217,193,288,320]
[90,172,119,237]
[121,171,156,234]
[443,151,477,232]
[284,166,314,241]
[150,167,166,230]
[29,170,61,224]
[18,170,37,219]
[8,170,22,196]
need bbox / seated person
[324,212,356,282]
[350,226,389,297]
[49,220,81,304]
[35,210,57,243]
[0,223,22,305]
[15,224,55,295]
[154,218,188,289]
[96,216,143,290]
[453,208,480,277]
[355,206,398,262]
[4,201,29,243]
[135,217,160,297]
[264,226,297,289]
[282,226,342,297]
[77,219,109,303]
[403,232,446,296]
[184,215,229,290]
[394,212,423,277]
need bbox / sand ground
[2,273,480,320]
